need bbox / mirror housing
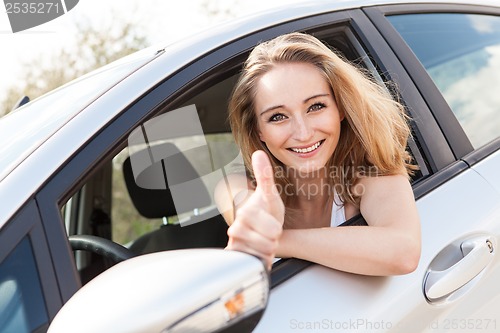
[49,249,269,333]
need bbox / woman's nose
[293,116,313,141]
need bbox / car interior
[61,26,426,285]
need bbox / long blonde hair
[228,32,415,206]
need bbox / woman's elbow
[390,239,421,275]
[394,253,420,275]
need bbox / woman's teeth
[290,141,322,153]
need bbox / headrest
[123,143,211,219]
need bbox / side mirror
[49,249,269,333]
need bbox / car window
[0,51,156,183]
[60,24,427,284]
[61,83,240,282]
[388,13,500,149]
[0,237,48,333]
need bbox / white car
[1,0,500,332]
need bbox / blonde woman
[215,32,421,275]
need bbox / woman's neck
[287,167,332,208]
[284,181,333,229]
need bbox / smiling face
[254,62,344,174]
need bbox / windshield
[0,50,156,181]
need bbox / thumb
[252,150,278,198]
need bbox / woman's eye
[309,103,326,112]
[269,113,286,122]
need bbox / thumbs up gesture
[226,150,285,270]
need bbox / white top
[331,192,346,227]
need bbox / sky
[0,0,304,110]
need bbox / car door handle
[424,236,494,301]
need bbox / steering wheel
[69,235,135,263]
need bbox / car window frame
[364,3,500,165]
[0,200,63,330]
[35,7,441,294]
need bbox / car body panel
[473,149,500,195]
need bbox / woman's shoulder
[354,174,414,224]
[354,173,410,197]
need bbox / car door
[0,201,61,333]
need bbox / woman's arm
[277,175,421,276]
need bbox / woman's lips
[287,140,324,154]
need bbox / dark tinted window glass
[389,13,500,148]
[0,237,48,333]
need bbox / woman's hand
[225,150,285,270]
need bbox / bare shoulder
[355,173,412,197]
[355,174,417,227]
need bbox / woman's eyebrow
[303,93,330,103]
[259,93,330,116]
[260,105,283,116]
